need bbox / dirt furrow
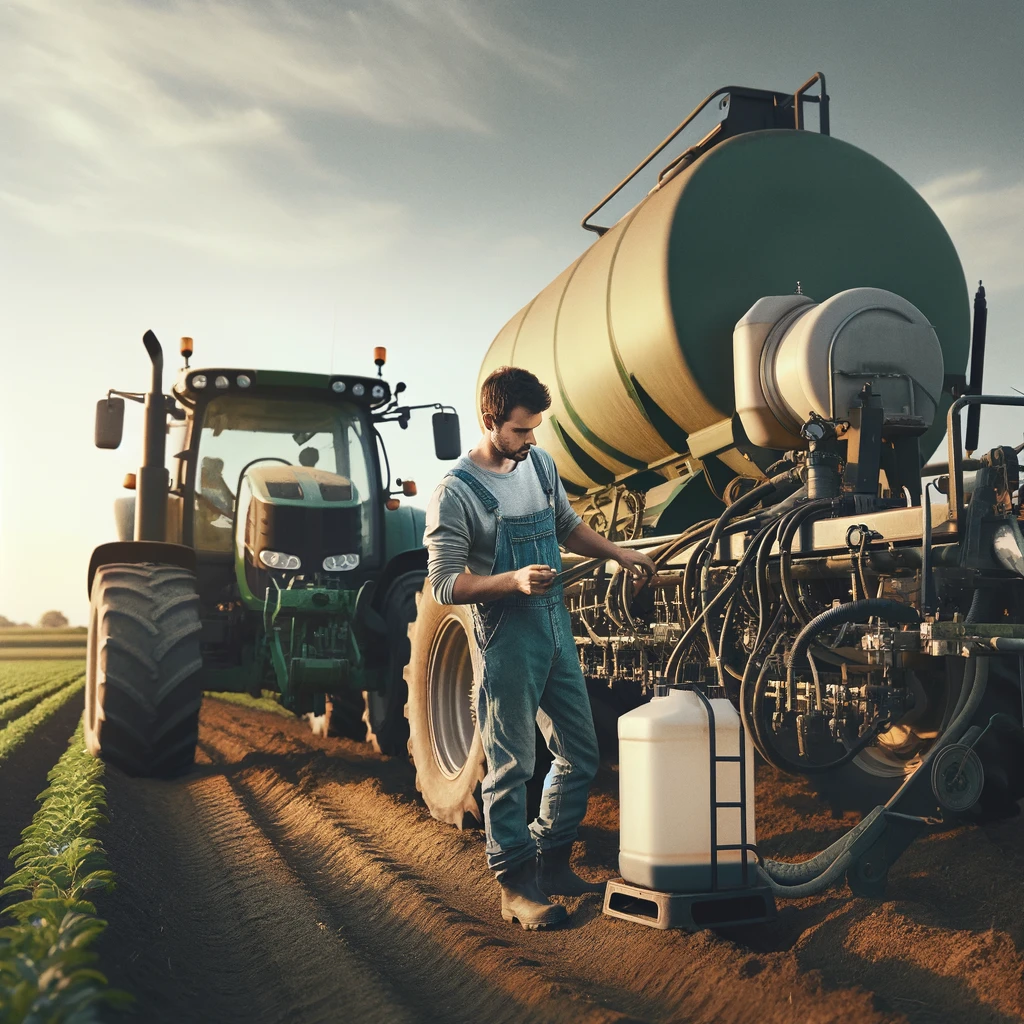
[197,729,640,1024]
[98,749,422,1024]
[200,700,893,1024]
[95,696,1024,1024]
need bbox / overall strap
[528,448,555,508]
[447,468,500,513]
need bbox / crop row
[0,679,85,765]
[0,721,128,1022]
[0,673,86,726]
[0,661,86,702]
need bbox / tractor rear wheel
[363,573,423,756]
[405,582,485,828]
[85,562,203,777]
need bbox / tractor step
[602,875,776,931]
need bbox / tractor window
[194,396,378,555]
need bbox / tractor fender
[88,541,197,595]
[372,548,427,616]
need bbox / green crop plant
[0,672,85,726]
[0,679,85,765]
[0,663,84,702]
[0,722,130,1022]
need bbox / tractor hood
[237,464,374,598]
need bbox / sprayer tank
[478,129,969,493]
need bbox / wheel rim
[427,615,476,779]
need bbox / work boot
[536,843,605,897]
[499,859,568,930]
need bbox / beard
[492,435,532,462]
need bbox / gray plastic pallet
[602,876,777,931]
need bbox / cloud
[0,0,570,264]
[919,169,1024,293]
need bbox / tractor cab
[171,370,387,612]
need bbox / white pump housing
[733,287,945,449]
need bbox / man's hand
[512,564,557,595]
[617,549,656,579]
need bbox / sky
[1,0,1022,626]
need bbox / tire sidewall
[405,582,485,827]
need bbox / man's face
[484,405,543,462]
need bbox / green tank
[479,129,969,494]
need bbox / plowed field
[60,698,1024,1024]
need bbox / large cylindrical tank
[478,130,969,493]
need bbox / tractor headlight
[192,374,208,389]
[259,550,302,571]
[215,375,230,389]
[323,553,360,572]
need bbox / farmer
[424,366,655,929]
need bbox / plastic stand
[602,871,776,931]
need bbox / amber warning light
[181,336,193,368]
[374,347,387,377]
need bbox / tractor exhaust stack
[136,330,169,542]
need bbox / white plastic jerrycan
[618,687,756,892]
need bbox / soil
[74,698,1024,1023]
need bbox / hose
[665,518,783,683]
[778,499,836,624]
[786,599,921,712]
[760,653,989,898]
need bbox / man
[425,366,656,929]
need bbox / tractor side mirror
[95,397,125,449]
[432,411,461,461]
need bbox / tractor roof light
[192,373,208,389]
[323,553,360,572]
[331,380,347,393]
[236,374,252,388]
[371,384,386,399]
[352,383,365,397]
[214,375,230,389]
[259,550,301,571]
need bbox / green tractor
[87,330,460,776]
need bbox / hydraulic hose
[786,599,921,712]
[778,499,837,625]
[760,652,989,898]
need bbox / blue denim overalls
[448,449,599,877]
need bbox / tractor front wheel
[85,562,203,777]
[363,573,423,756]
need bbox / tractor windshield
[193,395,377,555]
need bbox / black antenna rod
[965,282,987,455]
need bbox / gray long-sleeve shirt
[424,447,583,605]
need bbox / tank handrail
[580,74,829,236]
[581,86,732,236]
[946,395,1024,524]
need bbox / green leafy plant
[0,681,85,765]
[0,723,130,1022]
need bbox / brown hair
[480,366,551,424]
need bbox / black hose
[778,499,836,624]
[665,518,783,682]
[786,599,921,712]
